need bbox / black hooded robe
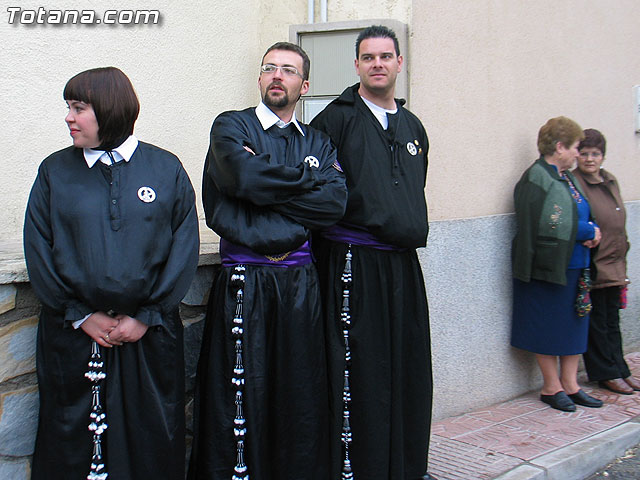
[310,84,433,480]
[188,107,347,480]
[24,142,199,480]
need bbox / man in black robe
[310,25,436,480]
[188,42,347,480]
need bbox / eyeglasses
[579,151,603,159]
[260,64,303,78]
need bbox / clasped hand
[582,226,601,249]
[80,311,149,347]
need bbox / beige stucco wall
[0,0,413,245]
[2,1,639,239]
[0,1,261,244]
[410,0,640,221]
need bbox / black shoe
[540,391,576,412]
[568,389,603,408]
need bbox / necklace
[562,173,582,203]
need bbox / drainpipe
[308,0,314,23]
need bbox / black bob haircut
[64,67,140,150]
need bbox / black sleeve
[136,163,200,326]
[203,155,310,255]
[208,113,320,206]
[23,161,93,326]
[310,105,345,148]
[420,123,429,188]
[271,137,347,230]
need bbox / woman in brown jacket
[573,128,640,394]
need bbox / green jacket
[512,157,588,285]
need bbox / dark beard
[262,81,290,109]
[263,90,289,109]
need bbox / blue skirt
[511,269,589,355]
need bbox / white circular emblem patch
[137,186,156,203]
[304,156,320,168]
[406,142,418,156]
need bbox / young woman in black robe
[23,67,199,480]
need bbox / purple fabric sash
[220,238,313,267]
[322,223,405,251]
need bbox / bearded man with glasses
[188,42,347,480]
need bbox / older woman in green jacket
[511,117,602,412]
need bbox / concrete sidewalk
[427,352,640,480]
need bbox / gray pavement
[493,421,640,480]
[428,352,640,479]
[586,442,640,479]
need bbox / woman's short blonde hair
[537,116,585,156]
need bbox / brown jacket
[572,167,629,288]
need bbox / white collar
[255,102,305,136]
[83,135,139,168]
[360,95,397,130]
